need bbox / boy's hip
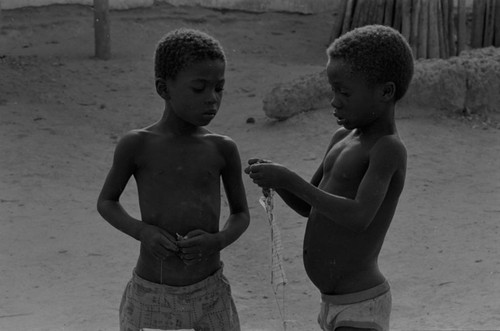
[120,262,239,331]
[320,280,390,305]
[128,262,229,299]
[318,281,391,331]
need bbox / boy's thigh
[195,274,240,331]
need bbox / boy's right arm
[97,131,145,241]
[246,158,322,217]
[246,128,346,218]
[97,131,179,259]
[275,163,322,217]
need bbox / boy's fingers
[159,237,179,252]
[158,228,177,241]
[176,238,198,249]
[155,245,175,260]
[176,230,204,247]
[179,245,200,255]
[184,229,205,238]
[247,158,261,165]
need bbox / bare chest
[137,140,224,185]
[322,139,369,187]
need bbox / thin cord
[273,285,287,331]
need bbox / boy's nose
[206,90,220,104]
[330,96,341,109]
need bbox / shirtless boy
[246,25,414,331]
[97,28,249,331]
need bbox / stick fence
[330,0,500,59]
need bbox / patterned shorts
[119,267,240,331]
[318,281,392,331]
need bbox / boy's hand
[244,158,271,174]
[176,230,220,265]
[245,158,291,189]
[139,224,179,261]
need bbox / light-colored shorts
[317,280,391,331]
[119,266,240,331]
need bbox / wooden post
[342,0,355,35]
[418,0,429,58]
[471,0,486,48]
[329,0,348,42]
[457,0,467,53]
[351,0,365,29]
[442,0,450,57]
[94,0,111,60]
[361,0,376,27]
[393,0,403,31]
[384,0,395,26]
[410,0,422,57]
[495,0,500,46]
[437,0,448,58]
[483,0,496,46]
[447,0,457,56]
[401,0,413,42]
[375,0,386,25]
[428,0,440,58]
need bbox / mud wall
[263,47,500,120]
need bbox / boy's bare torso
[304,129,405,295]
[133,128,225,285]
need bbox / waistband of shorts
[131,262,225,295]
[321,280,390,305]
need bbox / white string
[259,188,289,331]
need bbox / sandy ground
[1,4,500,331]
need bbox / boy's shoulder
[113,127,157,156]
[373,133,406,152]
[370,133,407,164]
[199,128,235,144]
[117,128,150,145]
[326,127,352,151]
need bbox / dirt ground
[1,3,499,331]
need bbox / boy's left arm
[250,137,405,232]
[216,137,250,249]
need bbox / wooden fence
[329,0,500,59]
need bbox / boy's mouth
[333,112,346,126]
[203,110,217,117]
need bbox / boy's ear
[155,78,170,100]
[380,82,396,101]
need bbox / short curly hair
[327,25,414,101]
[154,28,226,81]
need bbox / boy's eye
[215,86,224,93]
[191,86,205,93]
[331,87,349,97]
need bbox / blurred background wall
[0,0,337,13]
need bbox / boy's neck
[357,106,397,138]
[158,107,201,136]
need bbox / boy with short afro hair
[327,24,414,101]
[155,28,226,80]
[98,28,249,331]
[246,25,414,331]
